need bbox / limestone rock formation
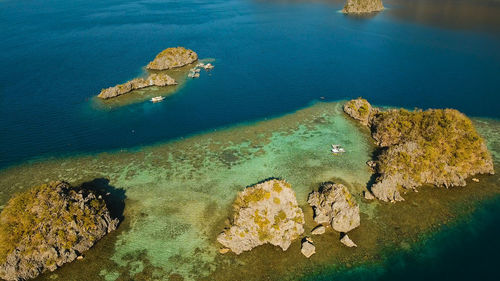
[344,99,495,202]
[340,234,357,247]
[217,179,305,255]
[301,238,315,258]
[308,182,360,233]
[97,73,177,99]
[342,0,384,14]
[311,225,326,235]
[147,47,198,70]
[0,181,118,281]
[343,98,377,126]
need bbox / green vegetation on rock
[344,99,495,202]
[0,181,118,281]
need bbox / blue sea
[0,0,499,280]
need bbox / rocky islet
[0,181,118,281]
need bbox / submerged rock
[344,99,495,202]
[308,182,360,233]
[342,0,384,14]
[0,181,118,281]
[217,179,305,255]
[301,238,316,258]
[340,234,357,247]
[147,47,198,70]
[97,73,177,99]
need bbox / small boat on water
[204,63,214,70]
[151,96,165,103]
[331,144,345,154]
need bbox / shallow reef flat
[0,102,498,281]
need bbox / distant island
[342,0,384,14]
[344,98,495,202]
[97,47,198,100]
[0,181,118,281]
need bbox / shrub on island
[0,181,118,281]
[344,98,495,202]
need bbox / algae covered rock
[217,179,305,255]
[0,181,118,281]
[146,47,198,70]
[342,0,384,14]
[97,73,177,99]
[308,182,360,233]
[344,99,495,202]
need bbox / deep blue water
[309,196,500,281]
[1,0,500,168]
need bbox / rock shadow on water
[79,178,127,224]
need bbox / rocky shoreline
[97,47,198,100]
[97,73,177,99]
[217,180,361,258]
[0,181,118,281]
[344,98,495,202]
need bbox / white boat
[151,96,165,103]
[204,63,214,70]
[331,144,345,154]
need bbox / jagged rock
[311,225,326,235]
[363,190,375,200]
[344,99,495,202]
[147,47,198,70]
[343,98,377,126]
[342,0,384,14]
[301,239,315,258]
[97,73,177,99]
[340,234,357,247]
[217,179,304,255]
[472,178,480,182]
[308,182,360,233]
[0,181,118,281]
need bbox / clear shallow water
[0,102,499,281]
[1,0,500,168]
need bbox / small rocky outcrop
[0,181,118,281]
[343,98,377,126]
[308,182,360,233]
[344,99,495,202]
[340,234,357,247]
[311,225,326,235]
[342,0,384,14]
[147,47,198,70]
[301,238,315,258]
[217,179,305,255]
[97,73,177,99]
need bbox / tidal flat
[0,102,498,281]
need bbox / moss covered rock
[342,0,384,14]
[344,99,495,202]
[343,98,377,126]
[146,47,198,70]
[217,179,304,255]
[0,181,118,281]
